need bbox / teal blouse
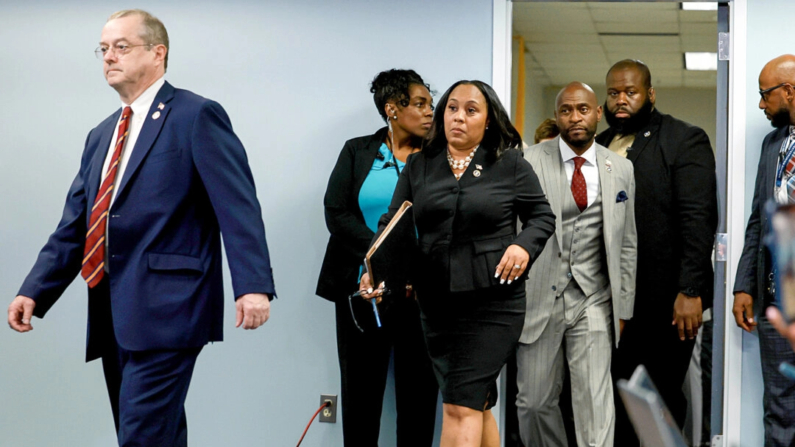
[358,143,406,232]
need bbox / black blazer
[316,128,388,302]
[377,145,555,294]
[596,109,718,317]
[734,126,787,315]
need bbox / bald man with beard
[734,54,795,447]
[517,82,637,447]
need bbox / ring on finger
[513,264,521,269]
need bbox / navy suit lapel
[87,109,122,206]
[114,82,175,203]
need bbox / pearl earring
[393,115,397,120]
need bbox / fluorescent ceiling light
[681,2,718,10]
[685,52,718,71]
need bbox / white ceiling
[513,2,719,88]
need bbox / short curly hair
[370,69,432,123]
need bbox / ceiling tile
[678,10,719,23]
[680,22,718,35]
[595,21,679,34]
[511,1,717,97]
[587,2,677,10]
[599,35,679,49]
[589,9,678,23]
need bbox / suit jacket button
[567,273,572,279]
[552,285,557,291]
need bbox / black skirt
[417,283,526,411]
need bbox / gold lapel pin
[157,102,165,110]
[152,111,161,120]
[473,170,481,177]
[476,164,483,170]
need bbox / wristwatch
[680,287,700,298]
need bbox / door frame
[492,1,745,446]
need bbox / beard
[770,107,791,129]
[604,98,654,135]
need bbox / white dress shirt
[559,137,599,207]
[100,76,165,263]
[101,76,166,206]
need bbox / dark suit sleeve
[324,141,375,259]
[512,153,556,262]
[18,133,93,317]
[734,135,773,297]
[671,126,718,295]
[191,101,276,299]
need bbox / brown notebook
[363,200,415,290]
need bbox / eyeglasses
[95,43,154,59]
[759,83,790,101]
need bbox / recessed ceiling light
[681,2,718,10]
[685,52,718,71]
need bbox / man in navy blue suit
[7,9,275,446]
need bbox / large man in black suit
[595,59,718,446]
[733,54,795,447]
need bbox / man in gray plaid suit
[516,82,637,447]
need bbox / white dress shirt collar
[558,137,597,166]
[123,76,166,116]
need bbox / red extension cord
[296,401,331,447]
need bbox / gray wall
[0,1,494,446]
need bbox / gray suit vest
[556,174,609,297]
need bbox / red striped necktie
[81,106,133,288]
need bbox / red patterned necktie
[81,106,133,288]
[571,156,587,212]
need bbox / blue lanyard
[776,137,795,187]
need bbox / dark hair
[370,69,431,123]
[534,118,559,144]
[607,59,652,89]
[424,80,522,159]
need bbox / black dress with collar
[376,145,555,410]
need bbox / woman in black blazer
[361,81,555,447]
[316,69,439,447]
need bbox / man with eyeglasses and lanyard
[734,54,795,447]
[7,9,275,446]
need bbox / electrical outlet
[319,394,337,423]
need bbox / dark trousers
[612,316,695,446]
[700,318,713,446]
[758,315,795,447]
[335,297,438,447]
[96,281,202,447]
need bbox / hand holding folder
[351,201,415,332]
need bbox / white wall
[735,0,794,445]
[0,1,494,446]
